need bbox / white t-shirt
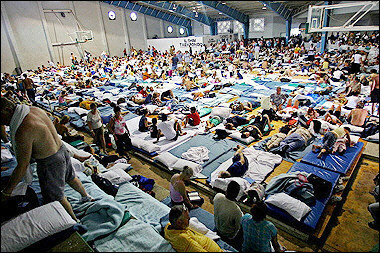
[333,70,344,80]
[353,54,362,64]
[87,110,103,129]
[213,193,243,239]
[345,96,359,109]
[157,120,177,140]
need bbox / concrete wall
[0,1,191,73]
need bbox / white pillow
[350,134,360,144]
[140,141,161,153]
[1,148,13,163]
[100,168,132,184]
[131,137,144,148]
[73,107,88,116]
[1,201,77,252]
[154,152,179,168]
[229,131,255,144]
[109,163,131,171]
[172,159,202,175]
[265,192,312,221]
[210,107,232,118]
[366,132,379,140]
[341,124,364,133]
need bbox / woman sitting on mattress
[54,115,84,143]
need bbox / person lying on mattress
[154,114,187,143]
[273,126,313,157]
[217,145,249,178]
[312,126,352,158]
[240,113,273,140]
[229,101,253,112]
[204,115,224,132]
[225,114,256,130]
[264,125,293,151]
[164,204,223,252]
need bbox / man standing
[171,53,179,70]
[370,69,379,116]
[0,97,94,222]
[22,74,36,105]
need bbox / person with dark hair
[265,125,292,151]
[213,181,244,251]
[155,114,186,143]
[22,74,36,105]
[241,201,284,252]
[312,126,352,158]
[54,115,84,143]
[149,117,162,138]
[183,107,201,128]
[87,103,107,155]
[226,145,249,178]
[107,105,131,159]
[239,113,272,140]
[164,204,223,252]
[138,109,151,132]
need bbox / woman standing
[108,105,131,159]
[87,103,108,155]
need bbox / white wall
[1,1,192,73]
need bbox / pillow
[73,107,88,116]
[341,124,364,133]
[210,107,232,118]
[350,134,360,144]
[1,147,13,163]
[131,137,144,148]
[100,168,132,184]
[1,201,77,252]
[172,159,202,175]
[265,192,312,221]
[140,141,161,153]
[229,131,255,144]
[109,163,131,171]
[154,152,179,168]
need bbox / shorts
[371,88,379,103]
[36,144,76,203]
[209,116,223,126]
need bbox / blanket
[210,147,282,184]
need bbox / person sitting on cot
[312,126,352,158]
[154,114,187,143]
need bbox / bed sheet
[300,141,364,174]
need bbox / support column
[141,14,148,50]
[187,25,193,36]
[210,21,217,36]
[121,8,131,54]
[285,17,292,45]
[97,1,110,54]
[160,19,165,38]
[321,1,331,54]
[243,21,249,40]
[37,1,56,63]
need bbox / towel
[181,146,209,164]
[9,104,33,196]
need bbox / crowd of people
[1,30,379,252]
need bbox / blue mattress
[266,162,340,231]
[300,141,364,174]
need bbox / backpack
[307,173,332,199]
[91,174,119,197]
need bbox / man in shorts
[0,97,94,222]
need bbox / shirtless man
[0,97,93,222]
[347,101,368,127]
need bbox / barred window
[234,21,244,33]
[218,21,231,34]
[250,18,264,32]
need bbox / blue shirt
[241,214,277,252]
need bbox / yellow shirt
[164,223,223,252]
[79,100,94,110]
[322,61,329,69]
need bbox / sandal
[330,195,342,204]
[334,184,345,193]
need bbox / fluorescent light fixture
[167,25,173,33]
[179,27,185,35]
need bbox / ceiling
[134,1,324,21]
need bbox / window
[234,21,244,34]
[108,10,116,20]
[217,21,231,34]
[130,12,137,21]
[167,25,173,33]
[250,18,264,32]
[179,27,185,35]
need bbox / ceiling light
[219,12,223,15]
[195,12,198,17]
[262,6,267,10]
[222,2,226,4]
[173,4,177,10]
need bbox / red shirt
[138,89,148,97]
[186,112,200,125]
